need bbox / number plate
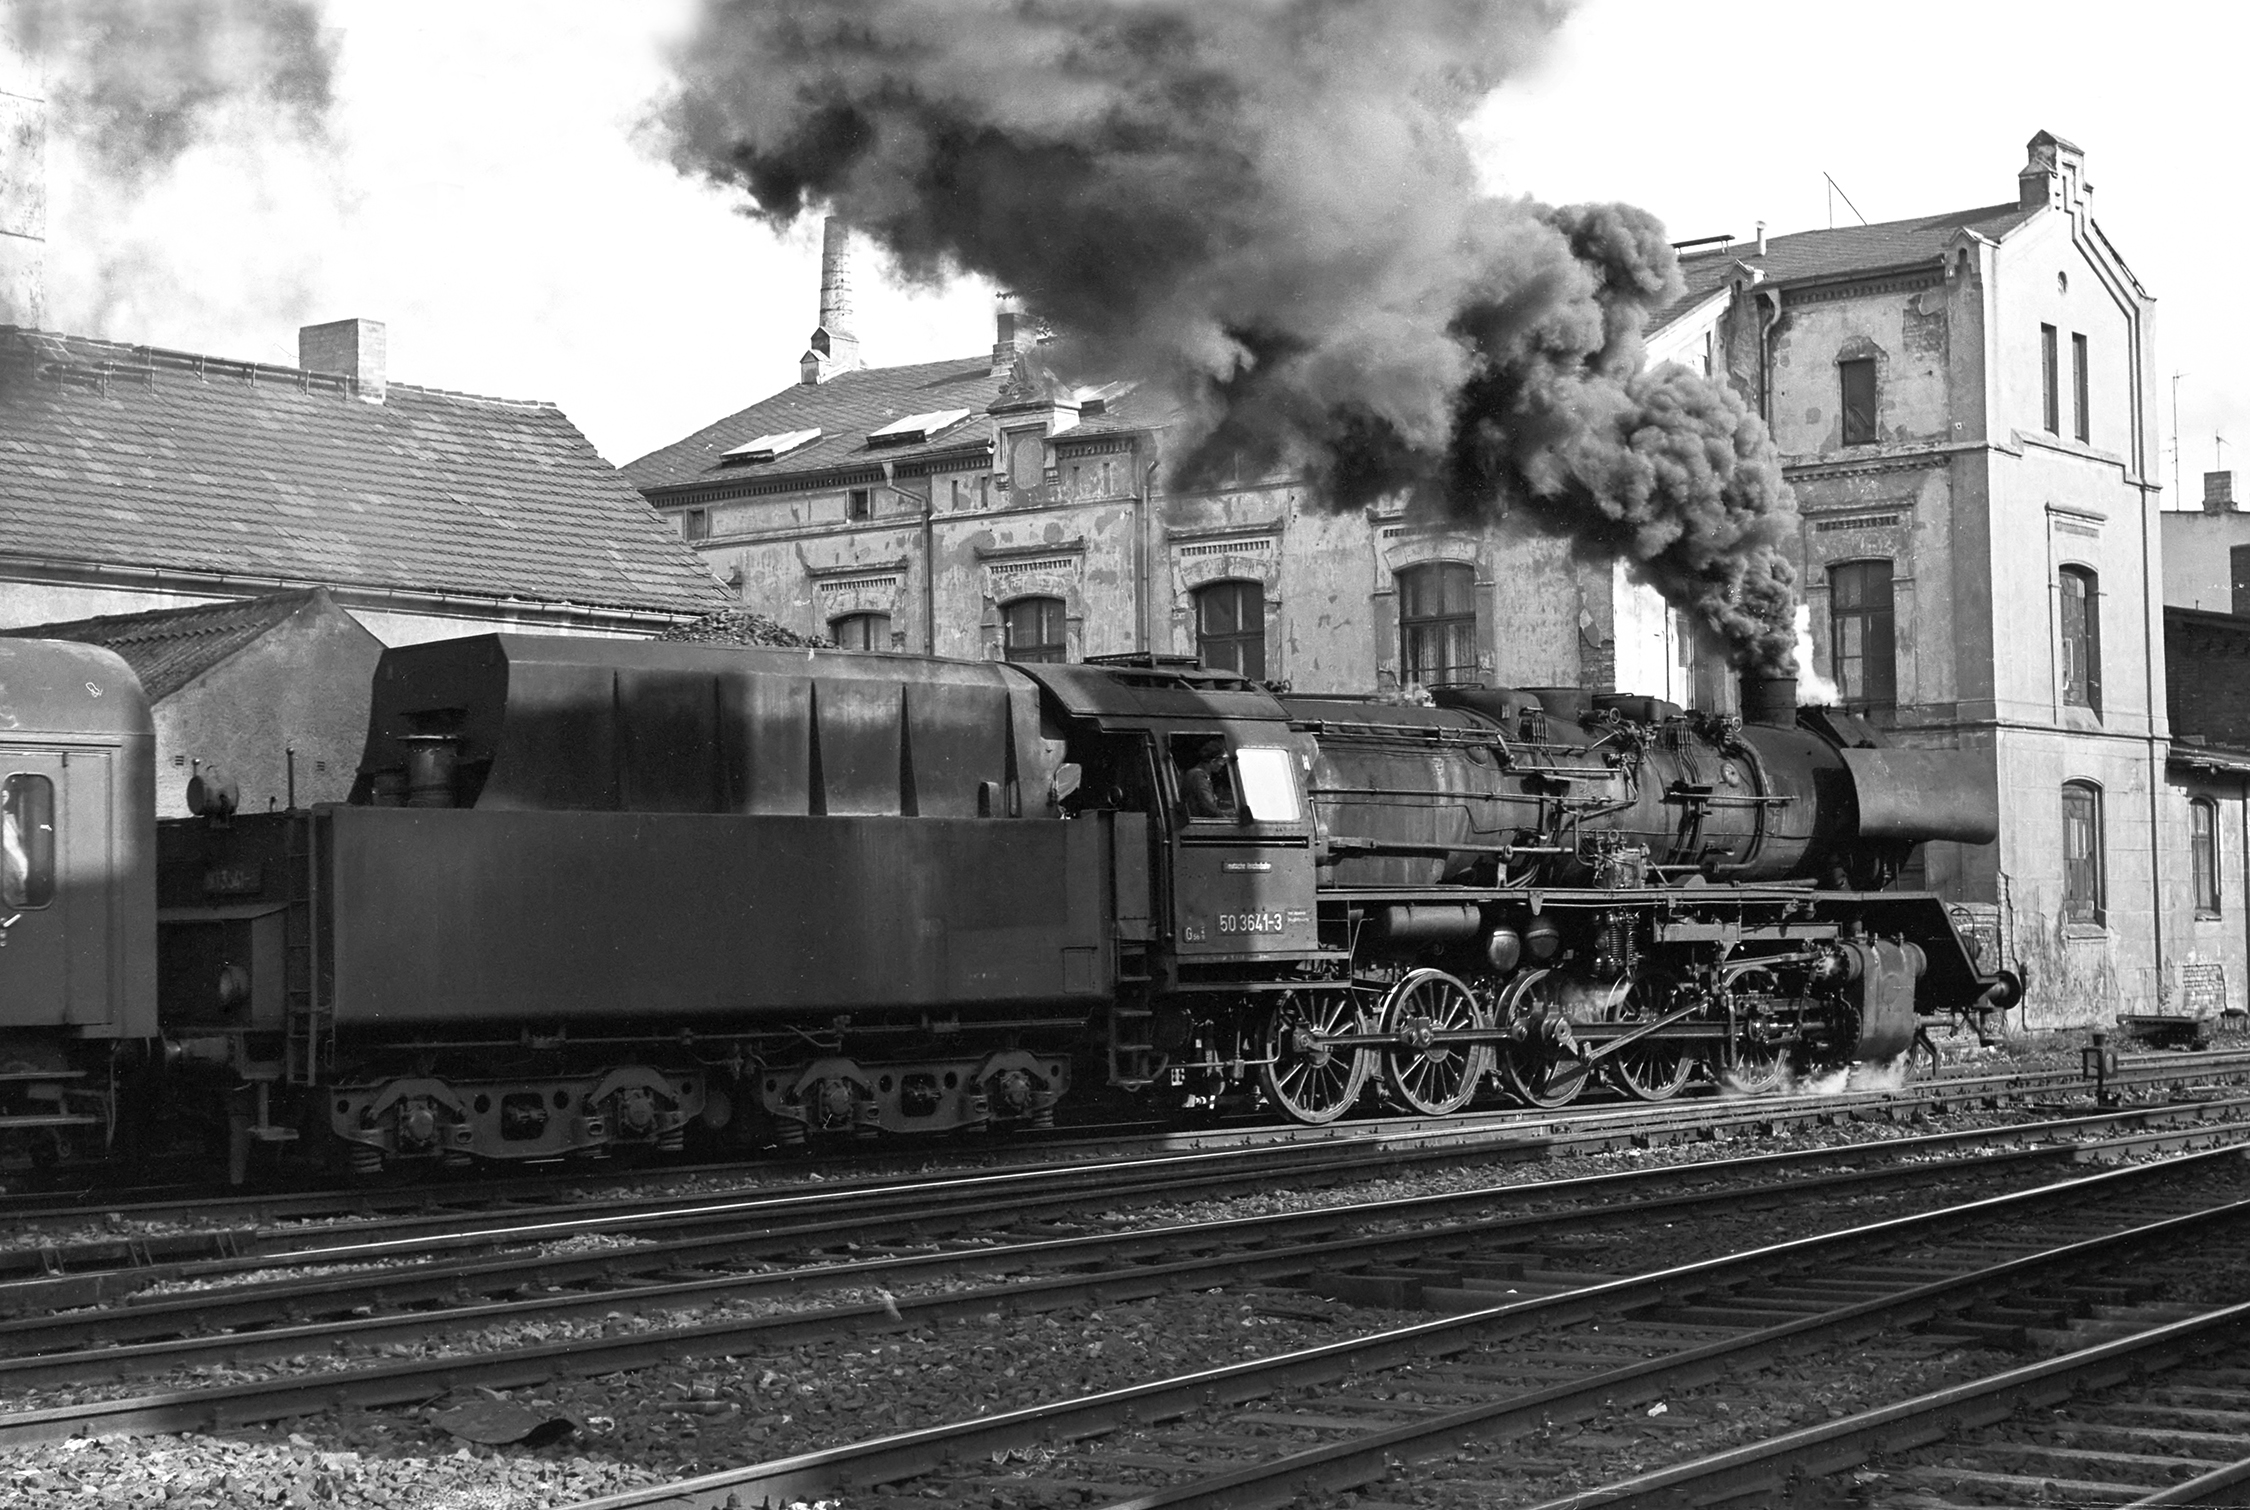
[1217,912,1285,935]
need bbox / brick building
[625,220,1713,712]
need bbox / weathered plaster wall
[151,604,384,817]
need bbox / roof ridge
[0,325,557,409]
[3,587,320,641]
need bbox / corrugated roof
[4,588,326,700]
[1654,201,2043,335]
[0,329,732,615]
[622,353,1171,497]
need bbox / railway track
[0,1103,2240,1459]
[4,1043,2237,1293]
[3,1039,2235,1245]
[563,1139,2250,1510]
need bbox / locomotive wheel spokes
[1495,969,1590,1109]
[1602,973,1694,1102]
[1256,992,1371,1125]
[1722,1038,1786,1095]
[1377,968,1490,1117]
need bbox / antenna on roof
[1823,172,1868,229]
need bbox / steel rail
[0,1050,2232,1303]
[1,1129,2235,1452]
[0,1125,2099,1390]
[1510,1297,2250,1510]
[0,1065,2157,1317]
[1088,1192,2250,1510]
[539,1146,2250,1509]
[0,1099,2222,1356]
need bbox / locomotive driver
[1181,738,1236,819]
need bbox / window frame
[2058,565,2102,713]
[1397,561,1479,689]
[1193,578,1267,681]
[2041,323,2061,434]
[846,487,873,522]
[681,507,710,542]
[2192,796,2222,917]
[828,611,893,653]
[2061,779,2105,926]
[2071,331,2090,443]
[1838,358,1878,447]
[1826,558,1897,712]
[0,772,55,910]
[1001,596,1069,664]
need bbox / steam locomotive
[0,632,2016,1178]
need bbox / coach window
[1828,560,1896,712]
[1,773,54,909]
[1398,562,1477,688]
[2062,780,2105,926]
[2059,566,2101,713]
[2192,797,2222,916]
[1194,580,1266,680]
[829,612,891,652]
[1002,596,1068,663]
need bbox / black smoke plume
[655,0,1800,672]
[6,0,335,178]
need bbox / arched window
[2062,780,2105,925]
[1002,597,1067,663]
[1398,562,1477,688]
[2059,566,2101,712]
[1194,580,1265,680]
[829,612,891,652]
[2192,797,2222,916]
[1827,560,1896,711]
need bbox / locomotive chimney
[1739,672,1799,727]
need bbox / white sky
[40,0,2248,496]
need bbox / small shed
[7,588,383,815]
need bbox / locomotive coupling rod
[1569,999,1710,1068]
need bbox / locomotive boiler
[4,630,2017,1177]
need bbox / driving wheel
[1378,968,1491,1117]
[1256,991,1372,1125]
[1601,973,1693,1102]
[1496,969,1592,1109]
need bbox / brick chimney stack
[991,293,1026,376]
[800,217,862,385]
[299,318,387,404]
[0,33,47,328]
[2206,471,2235,514]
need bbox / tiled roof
[4,587,326,700]
[0,330,732,615]
[1654,201,2042,335]
[621,354,1171,497]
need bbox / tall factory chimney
[0,33,47,329]
[799,216,861,385]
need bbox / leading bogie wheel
[1378,968,1491,1117]
[1256,992,1372,1125]
[1496,968,1591,1109]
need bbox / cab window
[2,773,54,909]
[1169,734,1237,821]
[1233,746,1302,823]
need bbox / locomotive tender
[0,632,2016,1176]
